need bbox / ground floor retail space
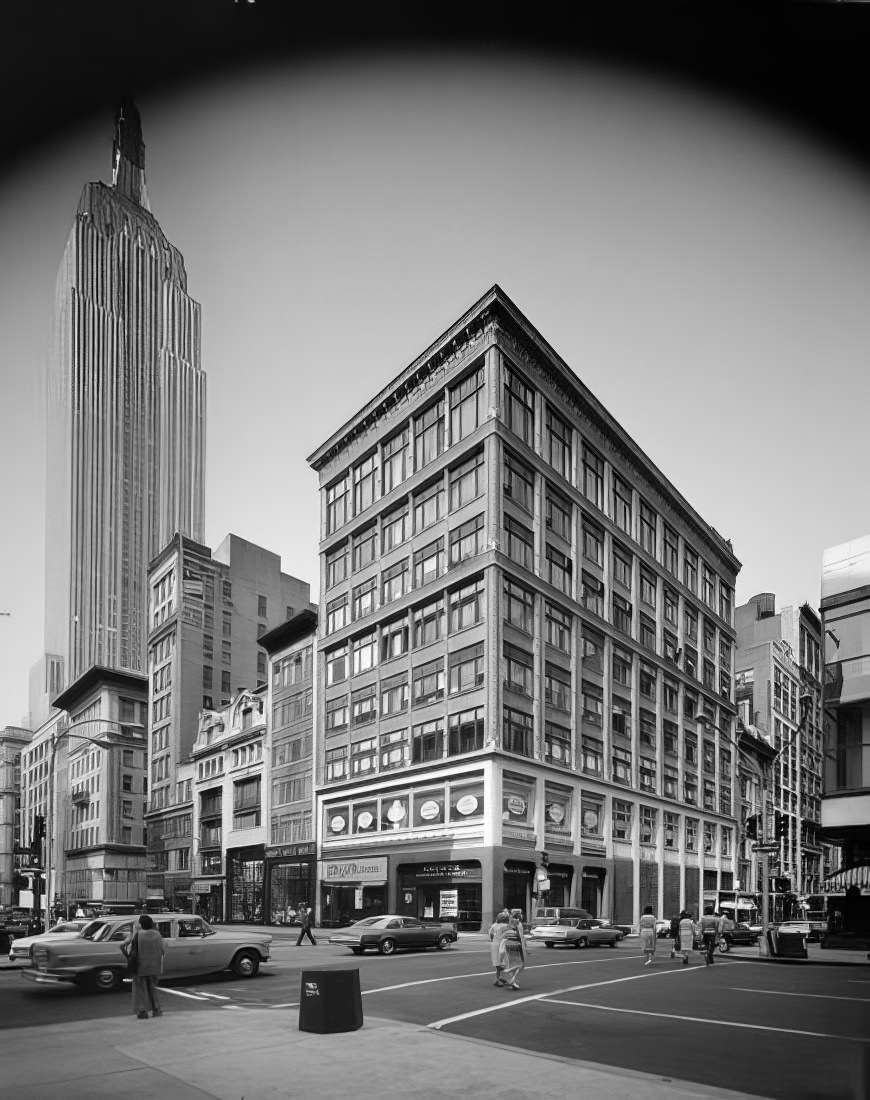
[316,846,614,931]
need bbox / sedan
[716,923,759,952]
[529,918,623,949]
[777,920,819,943]
[328,915,457,955]
[24,914,271,992]
[8,919,107,965]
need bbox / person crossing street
[295,904,318,946]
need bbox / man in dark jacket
[669,914,681,958]
[296,904,318,946]
[699,907,723,965]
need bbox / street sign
[752,843,779,853]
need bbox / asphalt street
[2,933,867,1100]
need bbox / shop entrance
[581,871,604,917]
[320,884,386,927]
[503,861,535,922]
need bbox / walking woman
[488,911,510,985]
[678,910,694,966]
[122,913,165,1020]
[639,905,657,966]
[500,909,526,990]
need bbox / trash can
[298,969,363,1034]
[776,931,807,959]
[0,930,10,955]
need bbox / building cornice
[307,285,739,573]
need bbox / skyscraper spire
[112,97,149,209]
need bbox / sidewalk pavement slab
[3,1007,770,1100]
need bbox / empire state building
[34,100,206,720]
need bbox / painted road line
[367,954,636,997]
[429,967,689,1030]
[187,990,231,1000]
[729,987,870,1003]
[160,987,213,1001]
[540,999,870,1042]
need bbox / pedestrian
[121,913,165,1020]
[669,913,681,958]
[295,904,318,946]
[699,906,723,965]
[499,909,526,990]
[488,911,510,985]
[678,910,694,966]
[639,905,657,966]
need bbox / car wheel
[574,938,589,949]
[379,938,397,956]
[544,942,554,949]
[608,938,618,948]
[717,938,730,954]
[436,934,452,950]
[88,966,123,993]
[350,947,363,955]
[231,950,260,978]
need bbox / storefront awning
[823,865,870,892]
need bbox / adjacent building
[0,727,31,908]
[20,668,148,919]
[30,98,206,729]
[189,690,267,922]
[820,534,870,945]
[260,611,318,924]
[308,285,741,932]
[735,594,833,899]
[144,533,312,911]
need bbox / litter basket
[298,969,363,1033]
[776,931,807,959]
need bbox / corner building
[308,286,741,931]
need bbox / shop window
[413,788,445,827]
[381,794,410,830]
[449,781,484,821]
[502,775,534,827]
[353,800,379,833]
[326,805,350,837]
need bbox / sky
[1,13,869,729]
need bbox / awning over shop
[823,864,870,892]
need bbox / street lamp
[43,713,124,925]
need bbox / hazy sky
[1,47,868,729]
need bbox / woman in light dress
[639,905,657,966]
[488,910,510,985]
[678,910,695,966]
[499,909,527,990]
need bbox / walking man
[296,904,318,946]
[699,906,723,965]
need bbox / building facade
[31,99,206,728]
[0,727,31,908]
[820,534,870,945]
[189,690,267,923]
[260,611,317,925]
[308,285,741,932]
[144,533,312,911]
[735,594,833,899]
[21,668,148,921]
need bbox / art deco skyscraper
[34,100,206,722]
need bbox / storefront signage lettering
[321,858,388,883]
[266,844,314,858]
[503,827,536,842]
[546,802,565,825]
[419,800,440,821]
[506,795,526,816]
[330,814,347,833]
[455,794,479,816]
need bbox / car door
[401,917,428,946]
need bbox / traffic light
[539,851,550,868]
[745,814,759,841]
[774,811,787,840]
[33,815,45,866]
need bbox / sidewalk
[2,1005,770,1100]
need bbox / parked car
[529,917,623,949]
[776,920,819,943]
[328,915,457,955]
[529,906,594,930]
[655,918,672,938]
[8,918,108,965]
[22,914,271,993]
[716,922,760,952]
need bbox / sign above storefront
[266,843,315,859]
[321,857,388,883]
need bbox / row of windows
[325,577,485,682]
[325,367,486,534]
[499,366,734,622]
[326,515,486,631]
[325,451,485,586]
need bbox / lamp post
[43,713,124,926]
